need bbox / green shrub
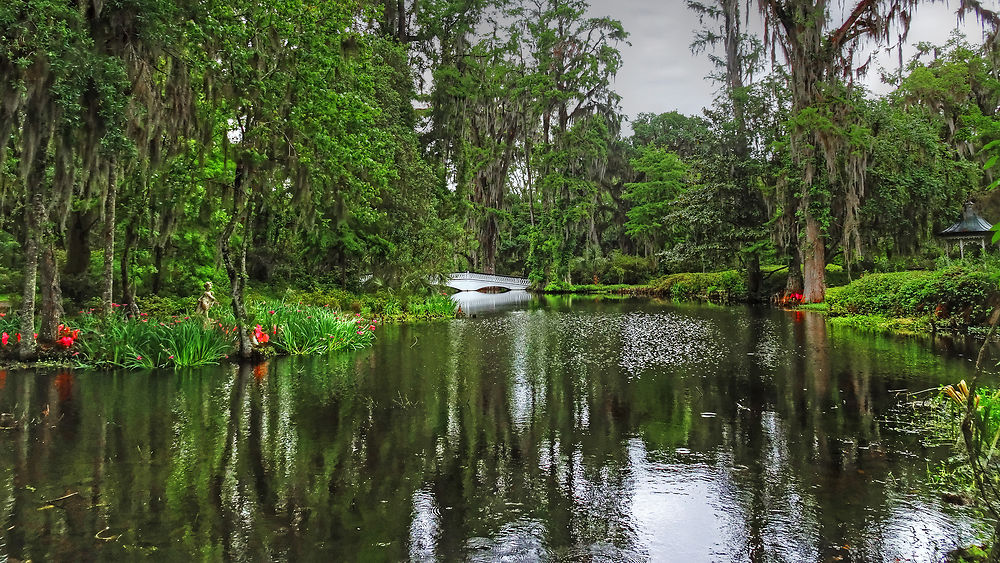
[360,292,403,317]
[162,321,233,367]
[650,270,748,302]
[826,267,1000,328]
[603,252,656,285]
[279,287,357,310]
[407,294,457,318]
[138,295,193,317]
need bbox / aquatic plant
[77,314,234,368]
[942,306,1000,560]
[248,302,375,355]
[161,321,233,367]
[406,294,457,318]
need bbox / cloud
[583,0,999,127]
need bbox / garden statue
[195,281,218,317]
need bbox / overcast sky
[583,0,1000,128]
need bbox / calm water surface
[0,296,994,562]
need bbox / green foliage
[138,295,195,318]
[76,315,233,369]
[0,313,17,338]
[650,270,748,302]
[630,112,714,157]
[247,302,375,356]
[948,545,989,563]
[406,294,458,319]
[624,149,689,252]
[826,312,931,334]
[160,321,234,367]
[826,267,1000,328]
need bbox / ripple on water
[619,312,722,377]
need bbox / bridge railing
[449,272,531,286]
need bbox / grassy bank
[0,287,458,370]
[542,264,1000,338]
[541,264,848,303]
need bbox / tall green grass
[1,299,380,368]
[406,294,457,318]
[77,315,234,368]
[162,321,233,366]
[248,302,375,355]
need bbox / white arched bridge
[445,272,531,292]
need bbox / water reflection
[0,298,992,561]
[451,289,533,315]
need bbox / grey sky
[584,0,999,125]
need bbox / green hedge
[826,267,1000,328]
[650,270,748,302]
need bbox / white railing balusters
[446,272,530,290]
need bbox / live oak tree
[755,0,999,302]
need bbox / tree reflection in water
[0,298,992,561]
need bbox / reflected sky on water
[0,296,993,561]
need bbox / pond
[0,296,994,561]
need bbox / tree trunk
[746,252,762,302]
[120,225,139,318]
[221,162,252,360]
[38,239,63,343]
[18,194,43,360]
[101,164,116,313]
[479,213,497,274]
[64,212,93,276]
[152,244,163,294]
[785,245,803,296]
[802,215,825,303]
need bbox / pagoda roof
[939,201,994,238]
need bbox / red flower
[253,324,270,344]
[1,333,7,346]
[15,333,21,343]
[58,336,74,348]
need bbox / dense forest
[2,0,1000,359]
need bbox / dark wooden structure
[938,201,994,259]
